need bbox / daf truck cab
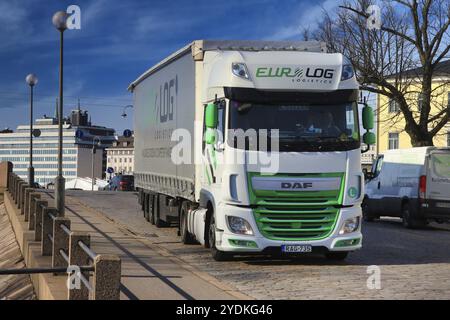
[130,40,375,261]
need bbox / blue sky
[0,0,340,134]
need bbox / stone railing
[6,171,121,300]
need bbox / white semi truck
[129,40,375,261]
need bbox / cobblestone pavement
[68,191,450,300]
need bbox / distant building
[106,135,134,176]
[0,107,116,187]
[377,59,450,153]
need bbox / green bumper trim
[228,239,258,248]
[334,238,361,248]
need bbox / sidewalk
[0,200,35,300]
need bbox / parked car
[107,175,135,191]
[363,147,450,228]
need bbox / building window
[447,132,450,147]
[388,99,400,113]
[388,132,399,150]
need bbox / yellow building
[377,60,450,154]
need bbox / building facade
[0,109,116,187]
[377,60,450,153]
[106,136,134,176]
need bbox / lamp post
[25,74,38,187]
[121,105,133,118]
[52,11,68,215]
[91,136,101,191]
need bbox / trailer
[128,40,375,261]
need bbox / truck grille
[254,203,339,240]
[248,172,344,241]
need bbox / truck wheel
[150,196,155,225]
[153,195,169,227]
[325,252,348,261]
[144,194,151,222]
[362,199,375,222]
[180,202,195,244]
[402,203,426,229]
[155,210,165,227]
[208,215,232,261]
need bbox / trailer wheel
[402,203,426,229]
[144,194,150,222]
[155,195,168,228]
[180,202,195,244]
[208,214,232,261]
[149,195,155,225]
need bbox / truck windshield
[228,100,360,152]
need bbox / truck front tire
[180,202,196,244]
[208,214,232,261]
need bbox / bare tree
[317,0,450,146]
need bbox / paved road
[68,190,450,300]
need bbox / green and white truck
[129,40,375,261]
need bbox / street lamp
[52,11,68,215]
[25,73,38,187]
[91,136,101,191]
[121,105,133,118]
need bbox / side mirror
[363,132,376,145]
[205,103,218,129]
[362,105,374,130]
[361,104,376,153]
[204,129,216,145]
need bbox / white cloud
[268,0,340,40]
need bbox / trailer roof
[128,40,327,91]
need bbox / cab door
[201,101,226,188]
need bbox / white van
[363,147,450,228]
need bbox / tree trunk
[410,133,434,147]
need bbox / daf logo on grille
[281,182,313,189]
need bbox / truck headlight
[341,64,354,81]
[227,216,254,235]
[339,217,360,235]
[232,63,250,80]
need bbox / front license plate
[281,245,312,253]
